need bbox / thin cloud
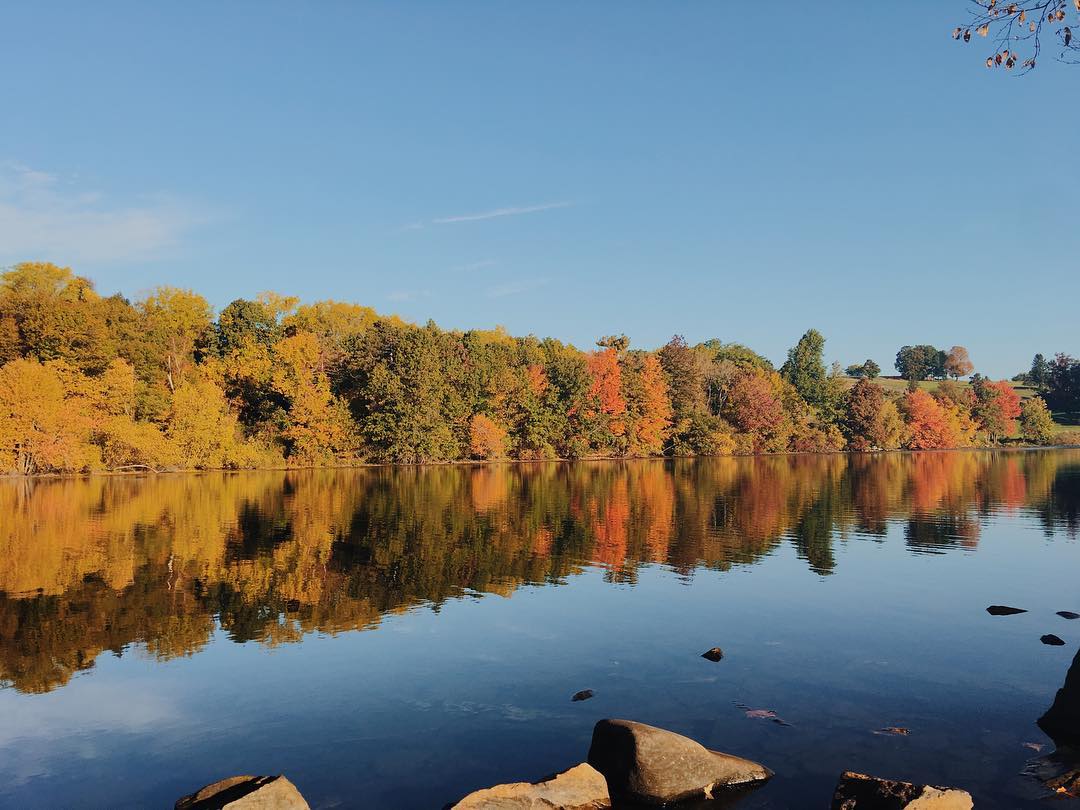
[453,259,498,272]
[433,201,574,224]
[0,162,201,264]
[486,277,549,299]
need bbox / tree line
[0,262,1072,475]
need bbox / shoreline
[3,442,1078,481]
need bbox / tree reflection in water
[1,449,1078,695]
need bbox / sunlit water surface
[1,450,1079,808]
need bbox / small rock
[175,775,309,810]
[452,762,611,809]
[587,718,771,805]
[830,771,973,809]
[1042,634,1067,646]
[572,689,594,702]
[1058,611,1080,620]
[701,647,724,662]
[986,605,1027,616]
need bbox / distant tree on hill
[1046,353,1080,411]
[944,346,974,380]
[1029,353,1051,389]
[895,345,946,382]
[845,359,880,379]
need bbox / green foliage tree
[780,328,827,407]
[1021,396,1056,445]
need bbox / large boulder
[586,719,771,805]
[175,775,309,810]
[830,771,973,809]
[1039,648,1080,746]
[451,763,610,809]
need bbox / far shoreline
[3,442,1078,482]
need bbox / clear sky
[1,2,1076,377]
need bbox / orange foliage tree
[469,413,508,460]
[587,347,627,441]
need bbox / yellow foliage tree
[0,359,98,474]
[167,375,271,469]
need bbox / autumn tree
[844,379,903,451]
[622,353,672,456]
[1020,396,1056,445]
[901,388,957,450]
[586,346,627,448]
[944,346,974,380]
[972,378,1022,442]
[469,413,508,459]
[722,368,789,453]
[270,332,355,464]
[167,374,266,468]
[138,287,213,393]
[0,359,97,474]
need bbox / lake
[1,450,1078,808]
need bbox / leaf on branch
[978,24,990,36]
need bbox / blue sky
[1,2,1076,377]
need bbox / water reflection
[1,450,1078,695]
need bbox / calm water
[1,450,1079,808]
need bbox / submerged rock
[1041,634,1067,646]
[701,647,724,662]
[1039,648,1080,746]
[986,605,1027,616]
[830,771,973,809]
[1058,611,1080,620]
[452,762,610,809]
[1025,747,1080,799]
[572,689,595,702]
[586,718,771,805]
[175,775,309,810]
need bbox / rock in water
[452,763,611,809]
[586,718,771,805]
[1039,649,1080,747]
[830,771,973,809]
[1058,611,1080,620]
[175,775,309,810]
[1025,747,1080,799]
[572,689,595,702]
[1042,634,1067,646]
[701,647,724,662]
[986,605,1027,616]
